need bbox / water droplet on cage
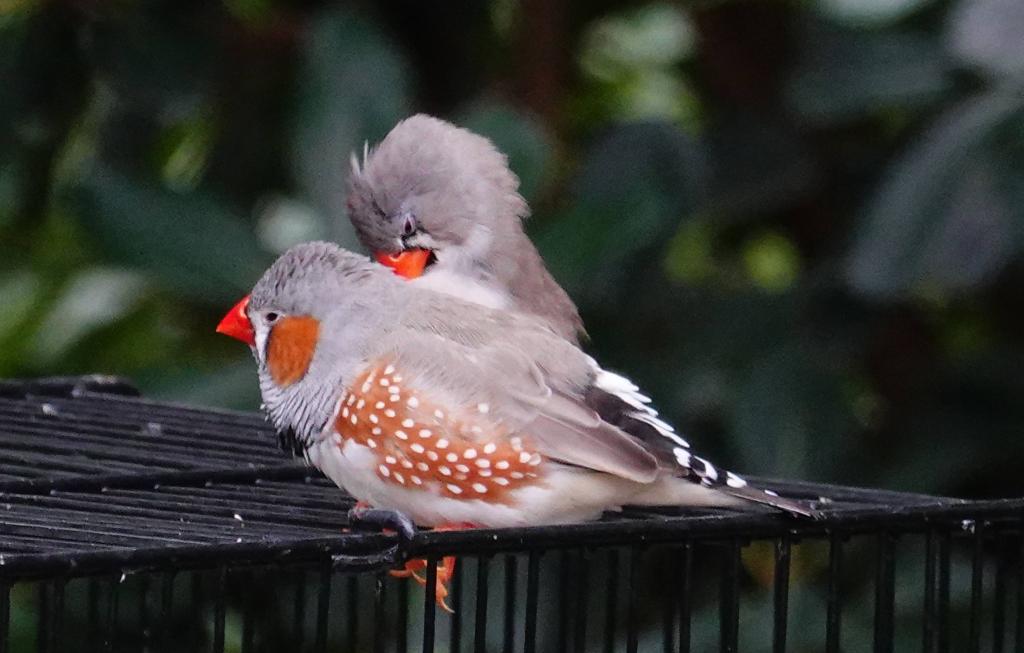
[142,422,163,436]
[233,513,244,522]
[40,403,58,416]
[961,519,976,533]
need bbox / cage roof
[0,376,1019,581]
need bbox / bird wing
[371,325,660,485]
[382,295,821,518]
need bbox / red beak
[217,295,256,346]
[375,249,431,279]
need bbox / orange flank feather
[334,362,545,503]
[266,316,320,386]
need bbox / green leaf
[576,4,701,127]
[786,24,951,125]
[948,0,1024,79]
[815,0,936,28]
[88,9,213,114]
[704,118,818,217]
[288,9,412,250]
[0,161,24,227]
[579,3,695,81]
[663,218,716,286]
[70,168,272,303]
[0,270,39,372]
[31,268,147,364]
[845,90,1024,299]
[222,0,273,27]
[741,231,802,293]
[458,103,553,203]
[535,121,705,304]
[156,111,215,192]
[255,196,328,254]
[728,343,853,480]
[0,17,28,154]
[142,359,262,410]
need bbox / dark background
[2,0,1023,648]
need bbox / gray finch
[346,114,585,343]
[242,241,819,527]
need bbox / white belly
[309,437,647,528]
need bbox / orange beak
[217,295,256,346]
[375,249,431,279]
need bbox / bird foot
[335,505,419,571]
[388,522,476,613]
[389,556,457,612]
[346,504,419,542]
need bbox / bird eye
[402,214,418,236]
[265,312,279,323]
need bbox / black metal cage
[1,377,1022,652]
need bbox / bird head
[217,241,397,442]
[346,114,528,280]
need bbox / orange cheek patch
[266,316,320,386]
[334,362,544,503]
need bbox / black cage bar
[1,377,1022,652]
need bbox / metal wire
[825,533,844,653]
[873,532,896,653]
[523,551,540,653]
[473,556,489,653]
[719,540,741,653]
[573,550,589,653]
[678,542,693,653]
[773,537,791,653]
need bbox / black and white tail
[588,366,822,519]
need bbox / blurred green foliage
[4,0,1024,508]
[3,0,1024,648]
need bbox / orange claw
[389,556,454,614]
[389,558,426,580]
[375,249,431,279]
[390,556,456,612]
[390,523,475,613]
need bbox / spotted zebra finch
[217,242,819,609]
